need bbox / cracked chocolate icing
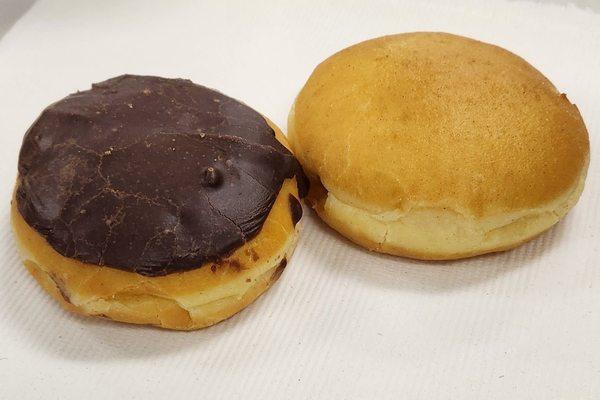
[16,75,307,276]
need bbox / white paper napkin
[0,1,598,399]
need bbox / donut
[288,32,589,260]
[12,75,307,330]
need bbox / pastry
[289,32,589,260]
[12,75,307,330]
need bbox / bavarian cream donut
[13,75,307,330]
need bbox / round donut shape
[13,75,307,330]
[289,32,589,260]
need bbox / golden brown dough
[13,93,305,330]
[289,32,589,260]
[12,176,300,330]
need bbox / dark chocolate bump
[16,75,308,276]
[246,278,251,283]
[210,265,217,273]
[203,167,222,187]
[288,194,303,226]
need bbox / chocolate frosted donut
[12,75,307,330]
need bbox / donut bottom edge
[304,160,588,261]
[11,178,302,331]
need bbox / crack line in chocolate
[16,75,307,276]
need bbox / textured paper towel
[0,1,599,399]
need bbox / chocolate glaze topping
[16,75,307,276]
[288,195,303,227]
